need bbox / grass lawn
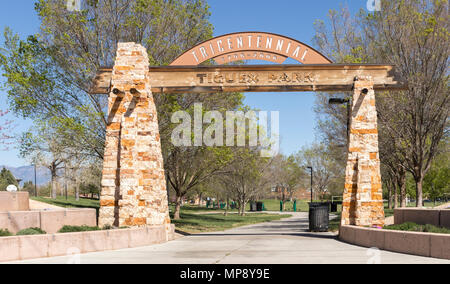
[171,212,292,234]
[31,196,100,210]
[31,197,445,234]
[255,199,310,212]
[31,198,291,234]
[329,213,341,232]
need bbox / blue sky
[0,0,368,167]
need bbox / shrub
[16,227,47,236]
[58,225,101,233]
[0,228,12,237]
[384,222,450,234]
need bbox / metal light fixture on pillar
[328,97,351,144]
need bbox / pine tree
[0,167,18,191]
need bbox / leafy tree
[22,181,35,195]
[0,167,18,191]
[270,154,304,210]
[295,143,341,199]
[220,148,272,216]
[369,0,449,208]
[0,0,214,160]
[0,109,13,150]
[313,0,449,207]
[166,145,236,220]
[1,0,240,216]
[423,140,450,203]
[20,120,73,199]
[80,183,100,199]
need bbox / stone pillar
[99,43,171,233]
[341,76,385,227]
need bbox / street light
[307,166,313,203]
[329,98,351,144]
[34,164,37,197]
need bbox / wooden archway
[91,34,405,234]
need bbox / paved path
[10,213,450,264]
[28,199,64,210]
[436,202,450,209]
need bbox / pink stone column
[341,76,385,227]
[99,43,171,233]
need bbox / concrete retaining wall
[394,208,450,229]
[339,225,450,260]
[0,224,176,262]
[0,192,30,212]
[0,209,97,234]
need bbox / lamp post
[307,166,313,203]
[329,98,351,144]
[34,164,37,197]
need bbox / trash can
[308,202,330,232]
[256,202,263,212]
[250,202,257,212]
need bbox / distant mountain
[0,165,51,186]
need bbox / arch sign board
[170,32,332,66]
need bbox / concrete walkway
[29,199,64,210]
[436,202,450,209]
[9,212,450,264]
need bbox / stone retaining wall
[394,208,450,229]
[339,225,450,260]
[0,224,175,263]
[0,192,30,212]
[0,209,97,234]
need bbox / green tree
[221,148,272,216]
[0,1,245,216]
[313,0,449,208]
[22,181,35,195]
[423,140,450,203]
[162,97,243,221]
[295,143,341,199]
[0,0,214,160]
[270,154,304,209]
[0,109,13,150]
[0,167,19,191]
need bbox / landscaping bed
[0,225,117,238]
[385,222,450,234]
[0,225,174,263]
[339,225,450,260]
[171,213,292,234]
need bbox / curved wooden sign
[170,32,332,66]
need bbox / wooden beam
[89,64,405,94]
[90,68,113,94]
